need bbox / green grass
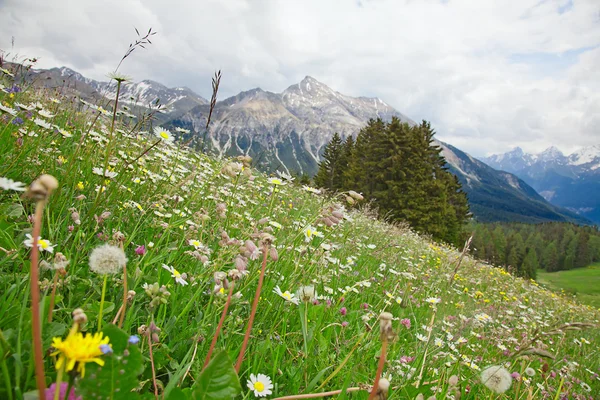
[0,70,599,399]
[537,263,600,308]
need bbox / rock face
[482,146,600,223]
[169,76,413,175]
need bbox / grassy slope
[537,263,600,308]
[0,80,599,399]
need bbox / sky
[0,0,599,157]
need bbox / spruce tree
[314,132,344,190]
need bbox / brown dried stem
[235,245,268,373]
[203,282,235,370]
[368,337,388,400]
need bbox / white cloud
[0,0,598,157]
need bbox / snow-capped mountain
[22,65,208,117]
[482,146,600,223]
[170,76,413,175]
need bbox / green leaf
[78,324,144,400]
[166,387,192,400]
[4,204,23,218]
[192,350,241,400]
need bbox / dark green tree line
[314,118,470,246]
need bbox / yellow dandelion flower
[51,331,110,378]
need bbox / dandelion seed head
[89,244,127,275]
[480,365,512,394]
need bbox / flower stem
[53,361,64,400]
[235,245,269,373]
[30,200,47,400]
[47,270,59,323]
[147,329,159,400]
[118,262,127,328]
[368,337,387,400]
[272,387,363,399]
[97,274,108,330]
[203,282,235,370]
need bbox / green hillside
[537,263,600,308]
[0,70,599,399]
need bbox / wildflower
[38,109,55,119]
[188,239,204,249]
[89,244,127,275]
[92,167,118,179]
[303,185,321,194]
[0,176,26,191]
[135,245,146,255]
[51,331,110,378]
[33,117,52,129]
[303,226,323,242]
[480,365,512,394]
[45,382,82,400]
[268,177,283,185]
[426,297,441,305]
[128,335,140,345]
[525,367,535,377]
[340,307,347,316]
[401,318,411,329]
[175,126,190,134]
[58,128,73,138]
[162,264,188,286]
[296,285,317,303]
[23,234,55,253]
[273,286,299,305]
[154,126,174,143]
[247,373,273,397]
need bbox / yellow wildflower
[51,331,110,377]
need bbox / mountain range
[12,64,592,225]
[482,146,600,223]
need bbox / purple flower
[400,318,411,329]
[511,372,521,381]
[135,245,146,255]
[128,335,140,345]
[339,307,347,316]
[12,117,24,125]
[341,321,349,327]
[99,344,113,354]
[361,303,369,309]
[45,382,82,400]
[8,85,21,94]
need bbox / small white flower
[296,285,317,303]
[268,177,284,185]
[303,226,323,242]
[0,103,17,116]
[175,127,190,134]
[162,264,188,286]
[154,126,174,143]
[38,109,55,118]
[0,176,26,191]
[247,373,273,398]
[92,167,118,179]
[276,170,295,182]
[23,234,55,253]
[273,286,299,305]
[426,297,441,305]
[188,239,204,250]
[33,118,52,129]
[481,365,512,394]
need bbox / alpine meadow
[1,28,600,400]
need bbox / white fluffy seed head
[89,244,127,275]
[481,365,512,394]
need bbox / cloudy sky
[1,0,598,157]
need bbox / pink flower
[341,321,349,327]
[45,383,81,400]
[361,303,369,309]
[339,307,347,316]
[400,318,411,329]
[135,245,146,255]
[400,355,414,364]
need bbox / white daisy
[273,286,299,305]
[33,118,52,130]
[161,264,188,286]
[268,177,284,185]
[0,103,17,116]
[0,177,26,192]
[23,234,55,253]
[38,109,55,119]
[247,373,273,398]
[92,167,118,179]
[303,226,323,242]
[154,126,175,143]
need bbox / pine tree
[521,247,538,279]
[543,242,559,272]
[314,132,344,190]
